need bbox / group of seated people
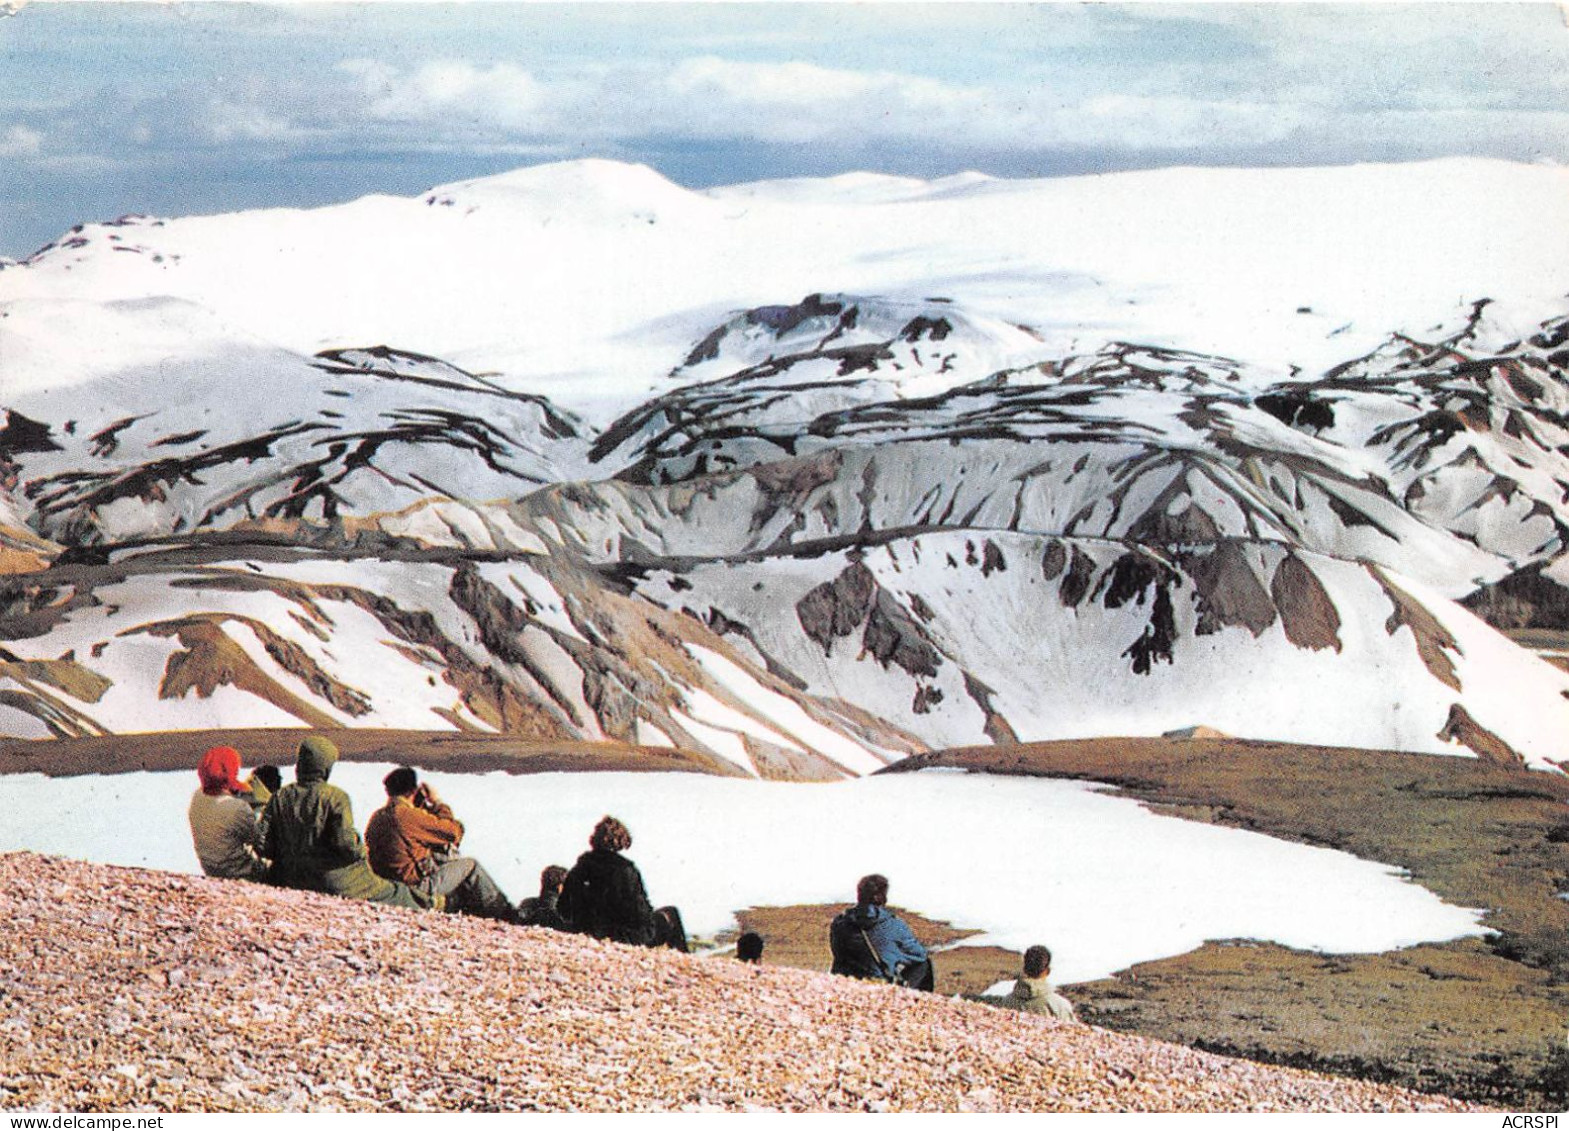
[188,738,1077,1019]
[187,738,688,952]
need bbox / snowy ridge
[0,299,587,544]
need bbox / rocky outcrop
[1438,703,1525,768]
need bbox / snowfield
[4,158,1567,424]
[0,765,1486,985]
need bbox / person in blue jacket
[828,873,934,991]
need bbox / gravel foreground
[0,853,1480,1113]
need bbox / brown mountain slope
[0,853,1475,1113]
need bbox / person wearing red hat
[187,745,270,881]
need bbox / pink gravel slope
[0,853,1478,1113]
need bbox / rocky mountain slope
[0,853,1478,1113]
[1,160,1568,774]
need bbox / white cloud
[197,99,300,145]
[668,56,919,106]
[338,58,545,130]
[300,47,1569,164]
[4,3,1566,258]
[651,59,1313,154]
[1066,94,1313,150]
[650,56,983,144]
[0,124,42,157]
[323,54,991,149]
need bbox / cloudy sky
[1,2,1565,257]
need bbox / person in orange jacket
[364,765,514,921]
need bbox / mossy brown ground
[880,737,1569,1109]
[0,727,732,778]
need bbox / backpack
[829,909,892,982]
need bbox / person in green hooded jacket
[259,735,430,910]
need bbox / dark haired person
[517,864,571,930]
[364,765,514,921]
[828,873,934,991]
[735,931,765,965]
[1003,944,1078,1021]
[559,815,688,951]
[247,764,283,805]
[260,737,427,909]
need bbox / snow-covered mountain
[0,298,585,545]
[3,158,1569,774]
[6,156,1567,421]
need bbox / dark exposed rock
[1370,410,1465,466]
[963,671,1019,745]
[1123,585,1178,675]
[1128,498,1223,547]
[1320,491,1401,542]
[27,422,332,541]
[1041,541,1067,582]
[252,620,373,717]
[1185,542,1276,638]
[317,581,563,738]
[683,324,729,367]
[863,589,940,678]
[86,415,145,458]
[0,410,61,456]
[1059,546,1096,608]
[796,562,877,651]
[1461,563,1569,631]
[742,732,851,782]
[139,616,343,729]
[1271,554,1343,653]
[900,316,953,342]
[750,450,845,514]
[313,345,580,439]
[0,577,101,640]
[148,429,209,449]
[745,293,843,335]
[911,683,944,715]
[1255,392,1335,431]
[704,605,809,691]
[580,665,641,742]
[835,343,895,376]
[1099,552,1178,611]
[1370,566,1461,690]
[0,686,104,738]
